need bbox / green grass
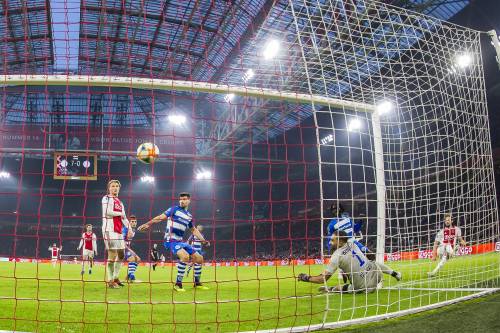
[0,252,498,333]
[326,290,500,333]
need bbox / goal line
[241,288,499,333]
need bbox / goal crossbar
[0,74,375,112]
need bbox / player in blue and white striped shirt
[138,192,209,292]
[122,215,141,283]
[186,225,207,277]
[327,203,368,254]
[326,203,373,284]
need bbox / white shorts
[351,270,382,294]
[438,244,454,259]
[105,232,125,250]
[82,249,94,258]
[337,281,378,294]
[51,257,58,261]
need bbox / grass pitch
[0,252,498,333]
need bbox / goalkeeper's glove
[297,273,310,282]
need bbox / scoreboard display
[54,152,97,180]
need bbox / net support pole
[371,111,386,264]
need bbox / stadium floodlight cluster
[0,1,498,333]
[168,114,187,125]
[140,176,155,183]
[195,170,213,180]
[262,39,281,60]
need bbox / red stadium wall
[384,242,499,261]
[3,242,499,266]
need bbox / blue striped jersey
[163,206,194,242]
[327,213,367,252]
[122,226,135,248]
[327,213,355,238]
[187,232,204,253]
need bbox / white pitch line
[238,288,500,333]
[1,286,490,305]
[384,287,497,292]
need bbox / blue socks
[127,262,138,279]
[176,261,187,283]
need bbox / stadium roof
[0,0,471,155]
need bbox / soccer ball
[136,142,159,164]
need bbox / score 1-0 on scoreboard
[53,152,97,180]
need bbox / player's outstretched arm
[192,227,209,246]
[431,240,439,261]
[457,227,466,246]
[77,234,84,251]
[300,251,339,284]
[138,213,167,231]
[432,230,444,261]
[297,271,333,284]
[92,234,97,255]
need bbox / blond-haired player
[102,180,131,288]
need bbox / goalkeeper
[299,230,401,293]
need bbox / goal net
[0,0,498,332]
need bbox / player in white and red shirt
[428,213,467,277]
[102,179,131,288]
[77,224,97,275]
[48,243,62,267]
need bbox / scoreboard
[54,152,97,180]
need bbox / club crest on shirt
[113,199,122,211]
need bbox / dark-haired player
[138,192,209,291]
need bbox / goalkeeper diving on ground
[298,230,401,293]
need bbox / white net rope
[278,0,499,327]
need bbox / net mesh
[0,0,498,332]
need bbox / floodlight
[168,114,186,124]
[195,170,212,180]
[455,53,472,68]
[321,134,334,145]
[243,69,254,82]
[376,100,394,115]
[263,40,280,60]
[347,118,362,132]
[140,176,155,183]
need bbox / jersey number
[352,250,365,267]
